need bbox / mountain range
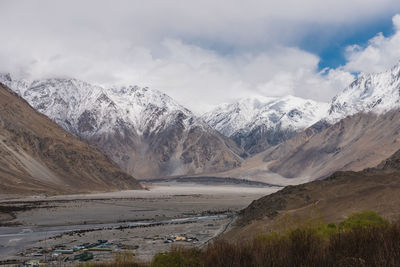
[202,96,329,154]
[202,62,400,185]
[0,75,244,178]
[3,62,400,184]
[261,62,400,181]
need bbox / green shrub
[254,231,285,245]
[327,222,336,229]
[339,210,389,231]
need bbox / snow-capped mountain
[256,62,400,181]
[328,63,400,123]
[0,82,141,194]
[202,96,329,154]
[0,75,243,178]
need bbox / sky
[1,1,400,114]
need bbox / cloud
[393,14,400,30]
[344,14,400,73]
[0,1,399,113]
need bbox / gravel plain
[0,182,280,264]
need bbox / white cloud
[0,29,356,113]
[0,1,399,113]
[393,14,400,30]
[344,15,400,73]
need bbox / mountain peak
[328,62,400,123]
[202,95,329,154]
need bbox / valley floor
[0,182,279,264]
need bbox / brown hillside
[0,83,142,195]
[265,110,400,179]
[213,110,400,186]
[225,149,400,242]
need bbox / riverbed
[0,183,280,264]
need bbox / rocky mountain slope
[212,62,400,183]
[225,148,400,242]
[261,63,400,179]
[0,75,243,178]
[0,83,142,195]
[262,110,400,179]
[202,96,329,154]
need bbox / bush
[329,223,400,266]
[339,210,389,231]
[204,220,400,267]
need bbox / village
[21,234,200,266]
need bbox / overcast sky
[1,0,400,113]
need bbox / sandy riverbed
[0,183,280,264]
